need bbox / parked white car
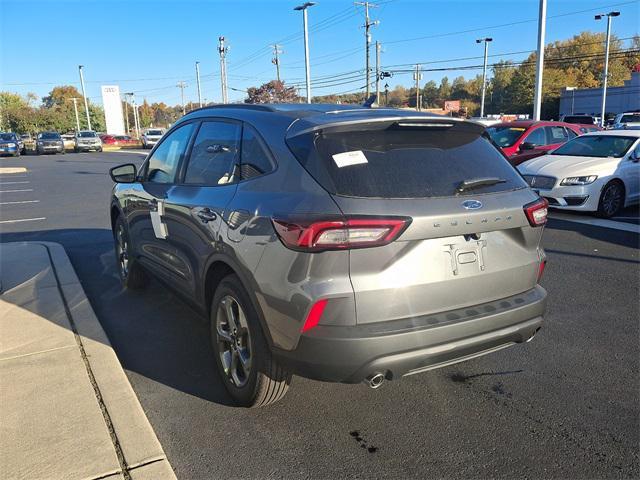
[518,130,640,218]
[141,128,165,149]
[612,112,640,130]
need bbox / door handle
[197,208,217,223]
[148,199,158,211]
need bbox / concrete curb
[2,242,176,480]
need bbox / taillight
[272,217,411,252]
[524,197,549,227]
[301,299,328,333]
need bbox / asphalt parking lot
[1,151,638,479]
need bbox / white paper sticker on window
[332,150,368,168]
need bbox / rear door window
[287,122,527,198]
[184,120,241,185]
[545,126,569,144]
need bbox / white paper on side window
[332,150,369,168]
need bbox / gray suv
[109,104,548,407]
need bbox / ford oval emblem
[462,200,483,210]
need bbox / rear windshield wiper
[456,177,506,193]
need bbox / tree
[245,81,300,104]
[421,81,438,108]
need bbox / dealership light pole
[532,0,547,121]
[195,62,203,107]
[294,2,315,103]
[595,11,620,127]
[218,36,229,104]
[476,37,492,118]
[78,65,91,130]
[70,98,81,132]
[127,92,140,139]
[123,95,130,134]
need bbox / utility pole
[218,36,229,104]
[177,81,187,115]
[70,98,81,132]
[413,64,422,111]
[195,62,203,107]
[294,3,315,103]
[595,11,620,127]
[123,96,130,134]
[476,37,493,118]
[375,41,381,105]
[532,0,547,121]
[78,65,91,130]
[356,2,378,98]
[272,44,283,83]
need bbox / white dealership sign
[100,85,125,135]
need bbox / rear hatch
[287,116,545,324]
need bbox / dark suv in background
[110,104,548,407]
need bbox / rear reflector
[272,217,410,252]
[524,197,549,227]
[538,260,546,282]
[301,299,328,333]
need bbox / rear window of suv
[287,121,527,198]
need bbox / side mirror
[520,142,536,151]
[630,150,640,163]
[110,163,137,183]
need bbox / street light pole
[70,98,81,132]
[195,62,203,107]
[532,0,547,121]
[476,37,492,118]
[78,65,91,130]
[595,11,620,127]
[294,2,316,104]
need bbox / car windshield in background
[0,134,16,141]
[552,135,636,158]
[563,116,594,124]
[78,131,97,138]
[287,122,527,198]
[39,132,61,140]
[486,126,526,147]
[620,114,640,123]
[147,130,163,136]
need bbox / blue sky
[1,0,638,105]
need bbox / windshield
[287,122,527,198]
[486,126,527,147]
[39,132,61,140]
[78,131,97,138]
[620,114,640,124]
[552,135,636,158]
[0,133,16,141]
[563,116,594,124]
[147,130,163,136]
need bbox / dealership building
[559,70,640,117]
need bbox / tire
[98,147,103,152]
[596,180,624,218]
[210,274,291,407]
[113,216,148,290]
[74,146,79,153]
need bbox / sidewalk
[0,242,176,480]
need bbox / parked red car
[100,134,136,146]
[486,121,595,166]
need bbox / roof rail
[186,104,276,114]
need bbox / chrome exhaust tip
[526,327,541,343]
[365,373,385,389]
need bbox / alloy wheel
[116,225,129,279]
[215,295,252,388]
[601,183,622,216]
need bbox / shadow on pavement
[547,217,639,249]
[1,228,235,407]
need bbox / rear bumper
[273,285,547,383]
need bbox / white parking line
[0,200,40,205]
[0,189,34,193]
[0,217,46,224]
[115,150,147,155]
[0,181,30,185]
[550,212,640,234]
